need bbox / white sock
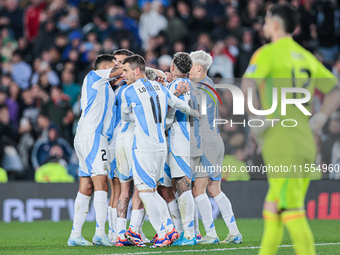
[108,206,113,236]
[214,192,239,235]
[129,209,144,233]
[94,190,108,236]
[194,202,201,236]
[139,192,166,238]
[71,192,91,238]
[195,194,217,238]
[111,208,117,238]
[117,217,127,238]
[178,190,195,239]
[138,209,146,234]
[154,192,174,233]
[168,199,183,234]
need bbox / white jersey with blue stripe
[121,78,193,153]
[198,76,220,140]
[76,69,116,141]
[166,78,202,157]
[114,82,135,136]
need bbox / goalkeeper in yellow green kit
[242,3,340,255]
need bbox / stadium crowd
[0,0,339,181]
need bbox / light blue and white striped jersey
[198,76,220,140]
[114,81,135,136]
[77,69,117,141]
[121,78,193,152]
[166,78,202,157]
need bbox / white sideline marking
[101,242,340,255]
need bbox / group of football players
[67,48,241,248]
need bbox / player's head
[145,68,159,81]
[264,3,299,41]
[171,52,192,77]
[113,49,134,66]
[94,54,117,70]
[122,54,146,85]
[189,50,213,78]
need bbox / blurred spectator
[0,27,18,62]
[0,104,22,175]
[19,88,40,124]
[40,86,74,141]
[240,0,262,28]
[33,19,58,58]
[17,117,37,179]
[0,0,24,39]
[36,113,50,140]
[139,1,167,49]
[31,59,60,87]
[31,123,72,170]
[92,12,115,43]
[315,0,338,64]
[17,37,34,64]
[61,69,80,106]
[6,82,20,129]
[235,29,257,77]
[188,3,214,46]
[209,41,234,79]
[7,50,32,90]
[165,5,188,44]
[23,0,46,42]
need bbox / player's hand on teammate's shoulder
[177,81,191,94]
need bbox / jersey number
[292,68,311,107]
[101,149,107,161]
[150,95,162,124]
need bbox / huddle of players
[67,48,242,248]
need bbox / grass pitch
[0,219,339,255]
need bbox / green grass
[0,219,339,255]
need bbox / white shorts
[116,131,134,183]
[107,138,117,180]
[195,137,224,181]
[169,152,201,180]
[75,132,109,177]
[132,149,166,191]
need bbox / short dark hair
[173,52,192,74]
[113,49,134,57]
[268,4,299,34]
[94,54,116,70]
[122,54,146,72]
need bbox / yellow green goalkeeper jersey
[243,37,337,161]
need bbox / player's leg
[91,174,112,246]
[281,178,315,255]
[170,154,197,245]
[68,136,94,246]
[193,176,219,243]
[115,180,133,246]
[258,182,285,255]
[132,149,171,247]
[108,178,114,241]
[108,177,120,242]
[90,134,113,246]
[159,156,184,236]
[68,176,93,246]
[208,180,241,243]
[128,186,146,241]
